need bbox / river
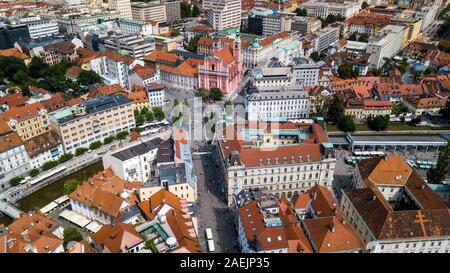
[0,161,104,226]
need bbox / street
[193,151,238,253]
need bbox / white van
[205,228,213,240]
[207,239,215,252]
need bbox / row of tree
[134,106,165,127]
[0,56,102,97]
[181,1,200,18]
[198,87,224,102]
[10,130,131,186]
[348,32,369,43]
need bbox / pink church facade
[197,38,243,95]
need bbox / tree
[180,1,192,18]
[75,147,89,156]
[439,100,450,119]
[392,102,408,116]
[361,1,369,9]
[410,116,422,125]
[135,112,145,126]
[12,69,29,85]
[58,153,74,164]
[413,69,423,82]
[42,160,59,171]
[185,35,200,52]
[103,136,116,145]
[116,131,129,140]
[9,176,23,187]
[28,57,48,78]
[427,141,450,184]
[326,96,345,124]
[63,178,80,195]
[170,28,180,37]
[153,107,165,121]
[309,51,322,62]
[437,40,450,53]
[78,70,102,86]
[357,33,369,43]
[89,141,102,150]
[337,63,358,79]
[367,115,390,131]
[144,239,159,253]
[348,32,358,41]
[192,4,200,17]
[296,7,307,16]
[369,68,383,76]
[338,115,356,132]
[63,226,83,249]
[198,88,209,101]
[145,110,154,122]
[209,88,223,101]
[29,168,40,177]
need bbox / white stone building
[299,1,360,18]
[24,131,64,170]
[341,155,450,253]
[108,0,133,20]
[102,138,163,182]
[19,16,59,39]
[292,57,320,88]
[217,121,336,206]
[203,0,241,31]
[0,132,30,190]
[366,25,405,68]
[246,86,310,121]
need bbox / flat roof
[85,221,102,233]
[112,138,162,161]
[329,136,350,145]
[39,201,59,215]
[349,134,448,146]
[59,209,91,228]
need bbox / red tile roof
[1,102,46,123]
[91,222,143,253]
[69,168,142,219]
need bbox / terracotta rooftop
[1,102,46,123]
[137,188,185,220]
[23,131,61,158]
[66,66,82,78]
[91,222,143,253]
[67,96,85,106]
[40,92,67,112]
[303,216,364,252]
[69,168,142,219]
[345,155,450,240]
[0,93,28,109]
[0,48,30,60]
[104,50,135,65]
[166,208,201,253]
[88,84,123,98]
[260,31,290,47]
[144,50,179,66]
[220,122,331,168]
[121,91,148,104]
[0,212,63,253]
[133,64,156,79]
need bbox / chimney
[313,191,317,200]
[331,223,336,233]
[372,195,376,201]
[342,219,346,225]
[420,184,425,190]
